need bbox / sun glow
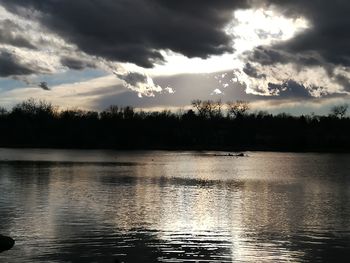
[230,8,309,54]
[144,8,309,77]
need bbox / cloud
[0,19,36,49]
[262,0,350,68]
[0,6,93,78]
[2,69,347,117]
[0,0,249,68]
[90,71,256,110]
[38,81,49,91]
[237,1,350,96]
[0,1,255,98]
[1,0,350,103]
[164,87,175,94]
[211,89,223,95]
[113,70,163,98]
[60,56,97,70]
[0,50,36,76]
[0,75,126,110]
[267,80,312,98]
[243,63,266,79]
[234,61,348,98]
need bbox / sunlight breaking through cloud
[229,8,309,54]
[223,8,350,98]
[0,1,350,110]
[226,7,350,99]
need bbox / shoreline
[0,145,350,154]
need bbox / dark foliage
[0,99,350,152]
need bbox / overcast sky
[0,0,349,114]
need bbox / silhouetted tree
[182,109,196,121]
[100,105,121,120]
[0,107,7,117]
[59,109,88,120]
[10,99,58,122]
[330,104,348,119]
[191,99,222,119]
[122,106,135,119]
[0,98,349,151]
[227,100,250,118]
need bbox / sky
[0,0,349,114]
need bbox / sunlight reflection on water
[0,149,349,262]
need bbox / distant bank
[0,99,350,152]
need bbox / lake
[0,149,349,262]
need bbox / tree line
[0,98,349,151]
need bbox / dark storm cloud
[38,81,50,90]
[6,0,347,73]
[0,49,53,77]
[247,46,323,68]
[0,50,35,76]
[334,74,350,92]
[247,47,291,66]
[251,1,350,69]
[268,81,312,99]
[0,0,249,68]
[243,63,266,79]
[60,57,96,70]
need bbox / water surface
[0,149,349,262]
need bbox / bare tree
[12,98,57,118]
[100,105,121,119]
[191,99,204,116]
[212,99,222,118]
[227,100,250,118]
[330,104,348,119]
[122,106,135,119]
[191,99,222,118]
[0,107,7,116]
